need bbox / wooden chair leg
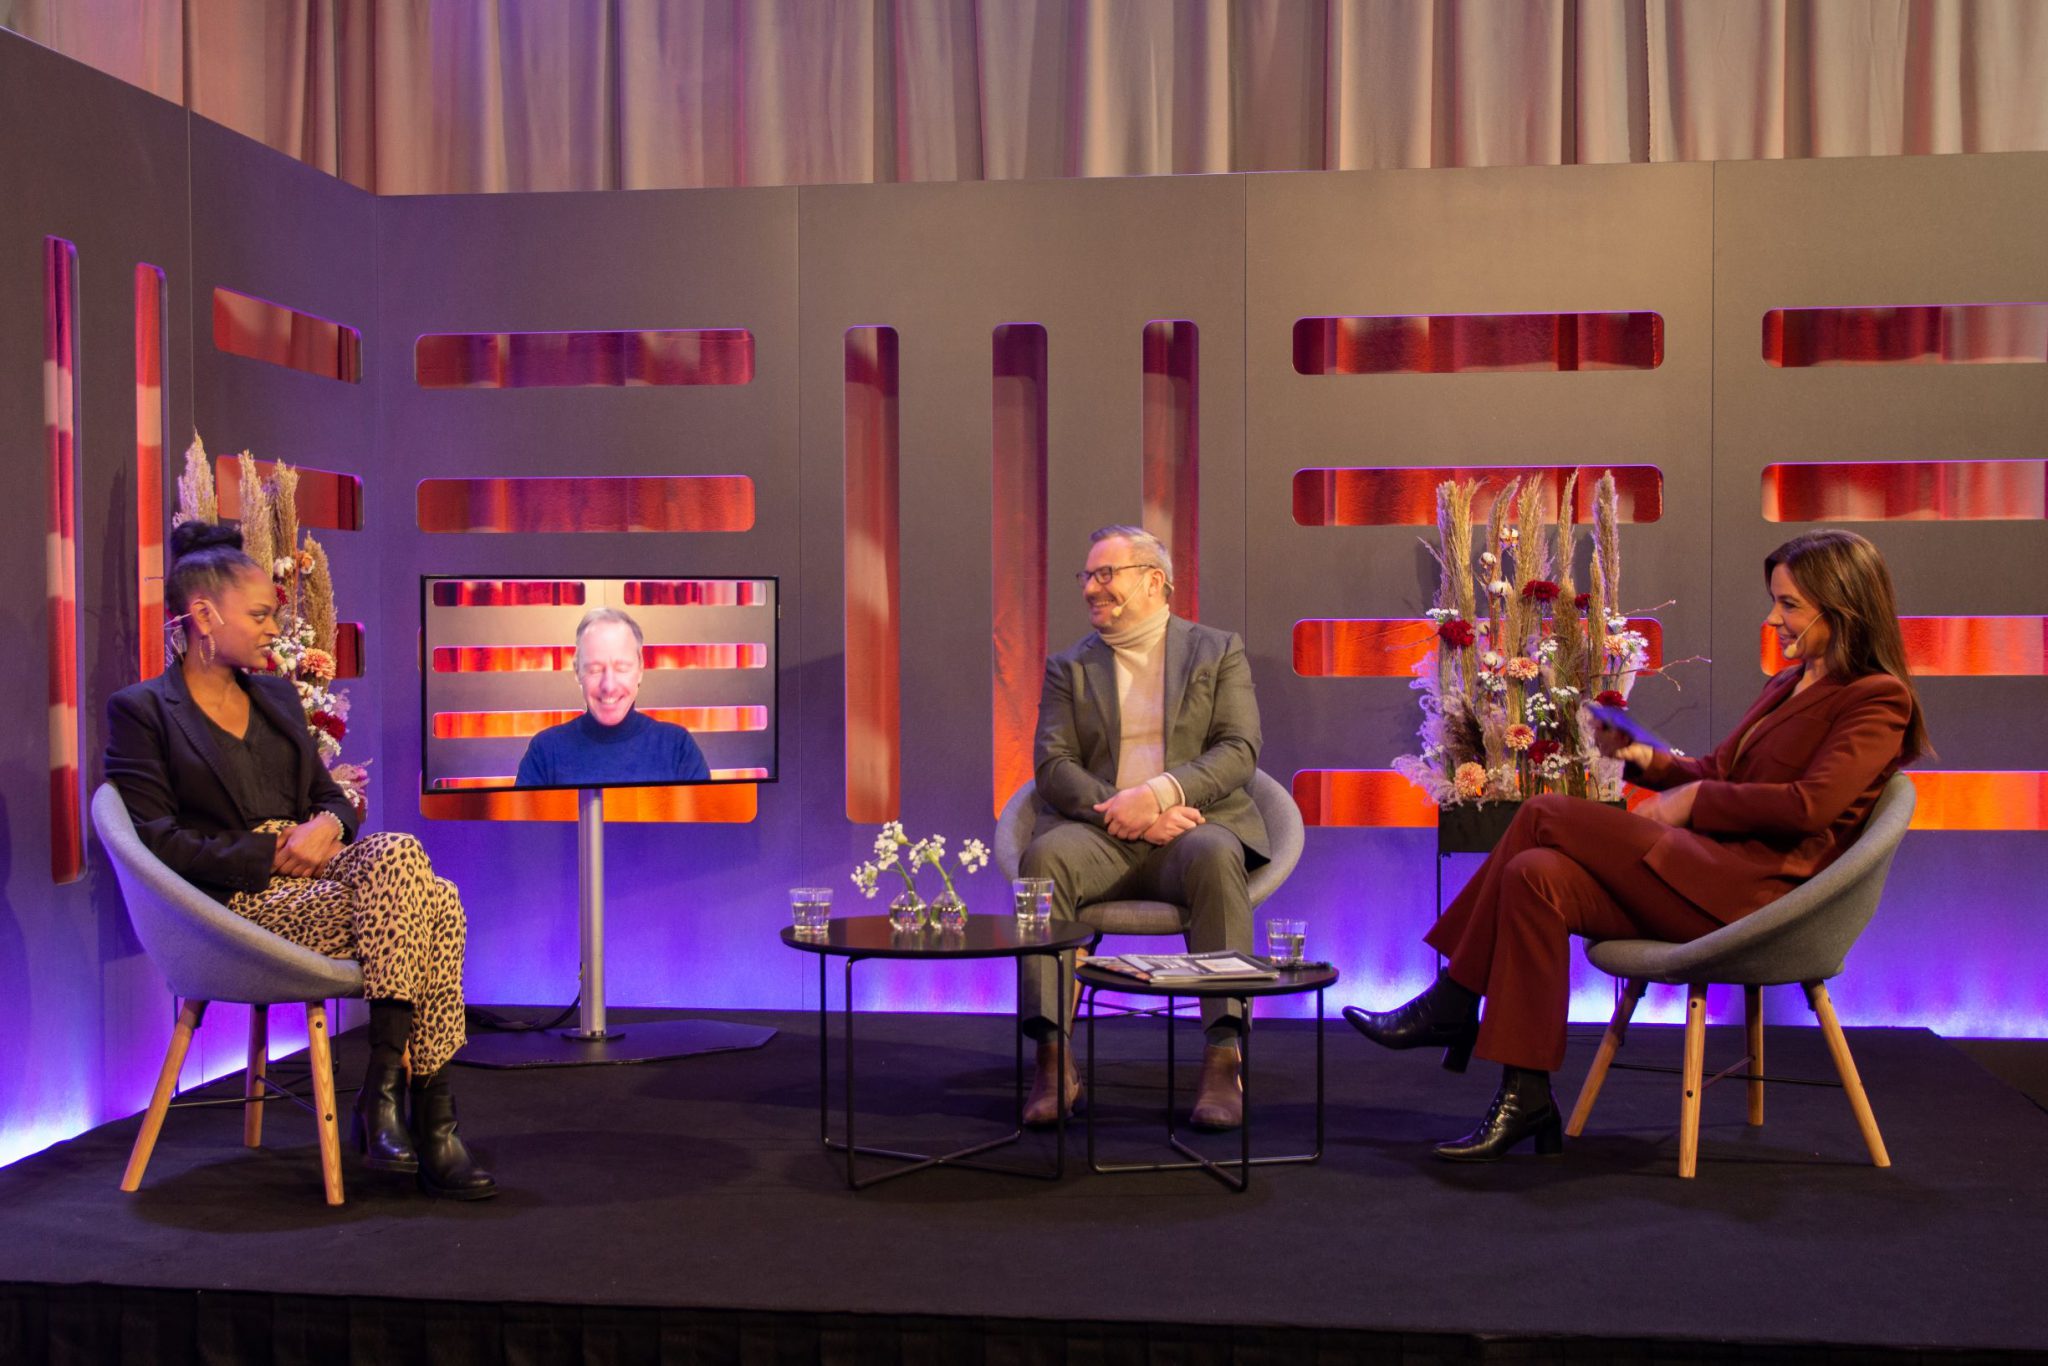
[304,1002,346,1206]
[122,999,207,1192]
[1744,985,1765,1127]
[244,1005,269,1148]
[1804,981,1891,1169]
[1677,983,1708,1179]
[1566,978,1647,1137]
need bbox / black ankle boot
[352,1058,418,1173]
[408,1068,498,1200]
[1433,1066,1564,1162]
[1342,970,1482,1072]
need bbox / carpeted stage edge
[4,1007,2047,1364]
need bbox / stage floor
[3,1007,2046,1360]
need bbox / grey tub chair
[1565,773,1917,1178]
[93,783,363,1205]
[994,768,1306,965]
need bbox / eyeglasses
[1074,563,1160,587]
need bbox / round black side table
[781,914,1093,1191]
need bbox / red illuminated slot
[621,580,771,606]
[1295,618,1663,678]
[334,623,364,679]
[1762,304,2048,367]
[1294,465,1662,526]
[433,768,766,787]
[422,785,757,823]
[845,324,902,823]
[1905,772,2048,831]
[432,581,589,607]
[992,322,1049,818]
[431,706,767,739]
[1295,312,1662,375]
[415,329,753,388]
[416,475,754,533]
[1762,618,2047,676]
[213,287,362,382]
[217,457,363,531]
[1762,461,2047,522]
[429,643,765,673]
[1291,770,1443,828]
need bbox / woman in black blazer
[105,522,494,1199]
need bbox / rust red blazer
[1630,667,1912,924]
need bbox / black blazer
[103,668,360,902]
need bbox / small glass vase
[887,889,928,932]
[929,890,969,932]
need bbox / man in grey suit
[1019,525,1268,1129]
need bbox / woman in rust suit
[1347,529,1931,1161]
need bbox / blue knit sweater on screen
[514,709,711,787]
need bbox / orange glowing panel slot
[432,580,588,607]
[217,457,364,531]
[1295,312,1662,375]
[1906,772,2048,831]
[1762,304,2048,367]
[212,287,362,382]
[416,476,754,533]
[1762,460,2047,522]
[622,579,772,606]
[1296,618,1663,677]
[429,643,765,673]
[421,785,757,823]
[1762,618,2048,676]
[135,264,167,681]
[334,623,364,679]
[415,329,753,388]
[431,706,767,739]
[1291,770,1442,828]
[1294,465,1663,526]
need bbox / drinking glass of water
[1265,917,1306,967]
[790,887,833,938]
[1012,877,1053,931]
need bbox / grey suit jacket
[1032,613,1269,862]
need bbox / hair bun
[168,520,244,561]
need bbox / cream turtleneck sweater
[1099,606,1184,815]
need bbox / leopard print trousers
[230,826,468,1076]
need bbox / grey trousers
[1018,820,1253,1045]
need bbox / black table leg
[819,947,1067,1191]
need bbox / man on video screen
[515,608,711,787]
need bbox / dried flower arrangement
[174,435,369,816]
[1392,471,1672,808]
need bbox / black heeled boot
[1342,970,1482,1072]
[351,1000,417,1173]
[1433,1065,1564,1162]
[408,1068,498,1200]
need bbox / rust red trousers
[1425,795,1725,1072]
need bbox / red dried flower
[1574,593,1591,610]
[1528,738,1563,764]
[275,584,289,604]
[1521,580,1560,603]
[1596,690,1627,708]
[310,711,347,741]
[1437,619,1476,649]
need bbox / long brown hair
[1766,529,1931,763]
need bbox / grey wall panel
[0,31,194,1158]
[375,187,803,1012]
[799,175,1246,1009]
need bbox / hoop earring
[200,632,218,667]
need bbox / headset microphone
[1109,600,1125,621]
[1782,620,1815,660]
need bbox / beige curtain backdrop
[5,0,2046,192]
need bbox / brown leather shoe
[1189,1043,1243,1130]
[1023,1040,1082,1126]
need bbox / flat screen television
[420,576,779,795]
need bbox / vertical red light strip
[992,324,1049,817]
[135,265,167,681]
[844,327,902,822]
[45,240,83,883]
[1141,321,1200,619]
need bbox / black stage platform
[3,1007,2046,1364]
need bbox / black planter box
[1435,798,1628,855]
